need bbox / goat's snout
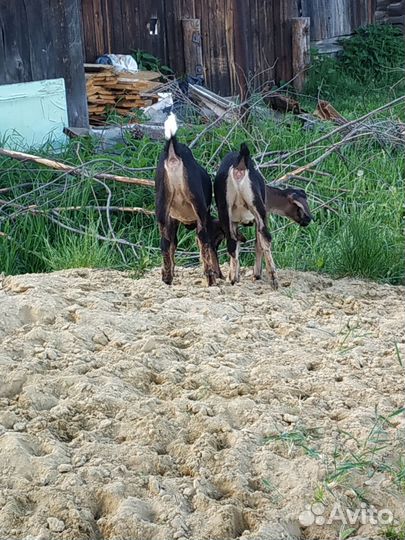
[299,214,312,227]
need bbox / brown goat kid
[214,143,279,288]
[211,185,312,274]
[212,144,313,289]
[155,113,220,286]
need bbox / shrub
[340,24,405,85]
[305,24,405,103]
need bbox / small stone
[93,333,109,346]
[99,419,112,430]
[13,422,26,432]
[47,518,65,532]
[58,464,72,473]
[149,477,160,495]
[73,455,87,467]
[0,411,18,429]
[45,349,58,361]
[142,337,159,353]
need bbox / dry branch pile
[85,65,162,125]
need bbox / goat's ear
[293,199,306,211]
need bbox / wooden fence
[81,0,376,95]
[0,0,379,127]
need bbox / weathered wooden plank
[0,1,31,83]
[182,19,204,78]
[273,0,300,83]
[252,0,276,91]
[61,0,89,127]
[164,0,195,76]
[292,17,311,92]
[231,0,250,99]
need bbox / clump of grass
[340,24,405,85]
[332,211,404,283]
[382,523,405,540]
[44,225,119,271]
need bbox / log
[0,148,154,188]
[387,1,405,16]
[181,19,204,78]
[292,17,311,93]
[387,15,405,24]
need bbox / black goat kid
[155,113,220,286]
[214,143,278,288]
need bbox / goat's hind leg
[248,202,278,289]
[159,219,179,285]
[196,222,217,286]
[258,227,278,290]
[227,236,240,285]
[253,228,264,281]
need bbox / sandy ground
[0,266,404,540]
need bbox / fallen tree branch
[271,130,371,185]
[52,205,154,215]
[0,148,154,188]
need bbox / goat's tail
[236,142,250,168]
[164,112,178,140]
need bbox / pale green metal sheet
[0,78,68,149]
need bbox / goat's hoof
[162,274,173,286]
[217,271,225,280]
[271,277,279,290]
[206,272,217,287]
[253,274,262,281]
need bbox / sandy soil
[0,267,404,540]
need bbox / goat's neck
[266,186,289,217]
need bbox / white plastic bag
[104,54,138,73]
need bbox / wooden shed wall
[81,0,300,95]
[301,0,376,41]
[0,0,89,127]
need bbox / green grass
[0,25,404,282]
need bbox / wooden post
[292,17,311,93]
[58,0,89,128]
[232,0,250,103]
[181,19,204,79]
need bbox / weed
[382,522,405,540]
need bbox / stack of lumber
[375,0,404,26]
[85,64,162,125]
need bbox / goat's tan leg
[227,237,240,285]
[197,237,217,286]
[159,220,179,285]
[258,231,278,289]
[192,206,217,286]
[253,228,264,280]
[248,205,278,289]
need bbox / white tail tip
[164,112,178,140]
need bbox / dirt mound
[0,267,404,540]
